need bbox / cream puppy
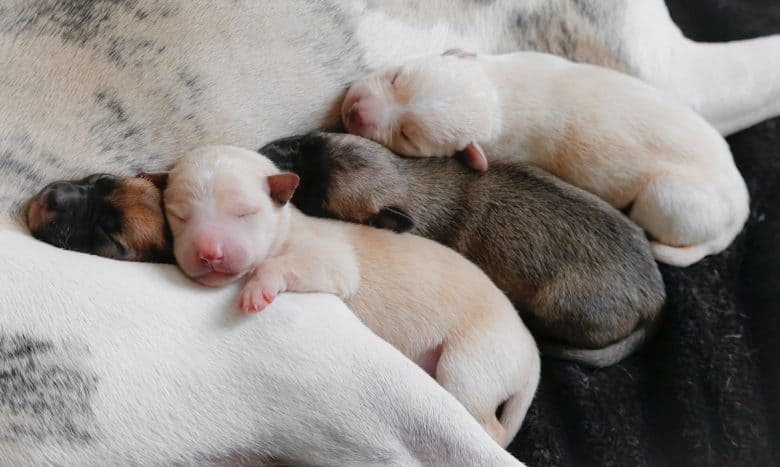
[342,50,751,267]
[164,145,541,448]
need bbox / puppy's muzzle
[27,181,86,232]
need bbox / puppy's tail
[497,360,540,447]
[540,310,665,368]
[650,220,741,266]
[494,393,525,447]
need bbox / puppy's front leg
[239,260,289,312]
[239,243,360,312]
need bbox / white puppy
[341,50,751,267]
[163,145,541,448]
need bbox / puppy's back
[406,159,665,349]
[334,217,532,357]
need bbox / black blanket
[510,2,780,466]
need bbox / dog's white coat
[0,224,524,466]
[1,0,779,464]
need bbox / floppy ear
[137,172,169,191]
[454,142,488,171]
[369,207,415,233]
[442,48,476,59]
[267,172,300,205]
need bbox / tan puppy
[163,145,541,448]
[342,50,751,267]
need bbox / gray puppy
[261,132,666,367]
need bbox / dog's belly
[0,0,372,221]
[0,0,630,223]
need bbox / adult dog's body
[2,0,779,464]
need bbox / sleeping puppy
[163,145,541,448]
[26,173,171,262]
[262,132,666,368]
[341,50,751,267]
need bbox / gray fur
[0,333,98,443]
[266,133,666,366]
[509,0,628,71]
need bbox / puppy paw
[238,273,284,313]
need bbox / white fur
[621,1,780,134]
[0,222,525,466]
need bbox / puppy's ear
[369,207,415,233]
[267,172,300,206]
[442,48,476,59]
[138,172,169,191]
[454,143,488,171]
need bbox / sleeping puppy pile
[26,49,748,449]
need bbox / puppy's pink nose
[343,97,378,134]
[196,238,224,266]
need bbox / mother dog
[2,0,779,464]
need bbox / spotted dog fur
[0,334,97,443]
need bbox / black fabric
[509,2,780,466]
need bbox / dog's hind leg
[621,0,780,134]
[434,321,539,448]
[629,169,749,266]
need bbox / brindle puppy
[261,132,667,367]
[26,173,171,262]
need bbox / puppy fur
[341,50,751,267]
[26,173,171,262]
[262,132,667,367]
[164,145,541,448]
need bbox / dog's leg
[239,242,360,312]
[629,170,749,266]
[621,0,780,134]
[434,326,538,449]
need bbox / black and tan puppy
[26,173,172,262]
[261,132,666,367]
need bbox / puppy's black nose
[44,181,83,211]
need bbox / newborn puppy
[342,50,750,267]
[26,173,171,262]
[164,145,540,448]
[262,132,666,367]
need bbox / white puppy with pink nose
[342,50,750,267]
[163,144,540,448]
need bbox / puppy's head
[261,132,413,232]
[341,50,497,170]
[164,145,299,287]
[26,173,172,262]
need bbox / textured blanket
[510,2,780,465]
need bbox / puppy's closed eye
[239,209,260,218]
[94,225,129,258]
[167,211,188,222]
[369,207,415,233]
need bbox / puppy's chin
[193,270,243,288]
